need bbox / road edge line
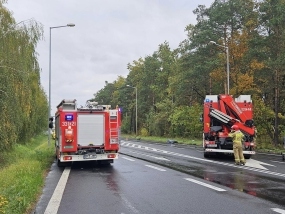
[44,167,71,214]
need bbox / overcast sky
[5,0,212,115]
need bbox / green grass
[0,135,54,214]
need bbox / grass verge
[0,135,54,214]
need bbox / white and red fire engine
[202,94,256,159]
[54,99,121,167]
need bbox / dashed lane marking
[145,164,167,171]
[44,167,71,214]
[184,178,226,192]
[271,160,285,164]
[271,208,285,214]
[129,150,171,161]
[121,156,136,161]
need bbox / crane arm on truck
[203,94,256,159]
[209,107,255,136]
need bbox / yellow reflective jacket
[228,130,244,144]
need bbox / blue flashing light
[65,114,73,121]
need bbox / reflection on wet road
[56,157,284,214]
[120,140,285,207]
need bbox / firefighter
[229,125,246,165]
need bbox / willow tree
[0,1,46,150]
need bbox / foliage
[0,3,47,152]
[0,135,54,214]
[89,0,285,149]
[169,104,203,138]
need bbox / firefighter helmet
[231,125,239,131]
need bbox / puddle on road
[202,167,285,206]
[159,160,285,206]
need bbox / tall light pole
[209,41,230,95]
[126,85,137,136]
[48,23,75,146]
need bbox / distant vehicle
[53,99,121,167]
[167,139,178,144]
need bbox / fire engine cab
[54,99,121,167]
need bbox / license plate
[207,144,217,148]
[83,154,97,159]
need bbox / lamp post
[48,23,75,146]
[209,41,230,95]
[126,85,137,136]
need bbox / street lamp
[126,85,137,136]
[209,41,230,95]
[48,23,75,146]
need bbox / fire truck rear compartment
[77,114,104,146]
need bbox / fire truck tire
[56,156,69,167]
[244,154,251,159]
[204,152,210,158]
[99,160,113,165]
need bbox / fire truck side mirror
[49,117,54,129]
[200,114,203,122]
[49,121,54,129]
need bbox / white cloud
[5,0,212,114]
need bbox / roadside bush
[0,135,54,214]
[140,127,149,137]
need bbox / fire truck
[202,94,256,159]
[53,99,121,167]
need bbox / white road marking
[145,164,167,171]
[184,178,226,192]
[271,160,285,164]
[121,156,136,161]
[271,208,285,214]
[245,159,275,170]
[121,142,285,178]
[130,151,170,161]
[120,194,139,213]
[44,167,71,214]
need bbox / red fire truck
[202,94,256,159]
[54,99,121,167]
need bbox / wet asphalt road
[33,140,285,214]
[120,140,285,206]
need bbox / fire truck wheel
[56,155,68,167]
[57,159,69,167]
[244,154,251,159]
[204,152,210,158]
[99,160,113,165]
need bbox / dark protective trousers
[233,142,245,164]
